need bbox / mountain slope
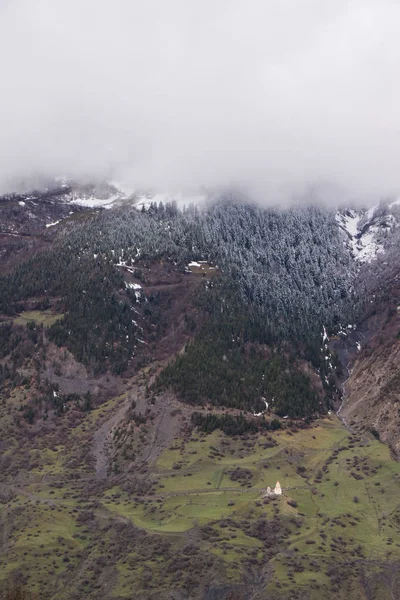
[1,183,400,600]
[336,200,400,263]
[338,251,400,454]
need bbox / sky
[1,0,400,203]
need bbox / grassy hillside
[1,387,399,600]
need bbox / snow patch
[126,283,142,290]
[69,193,121,209]
[126,282,142,301]
[353,228,384,263]
[335,208,381,262]
[253,399,269,417]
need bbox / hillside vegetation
[1,388,399,600]
[2,194,397,600]
[0,198,354,415]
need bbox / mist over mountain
[2,0,400,203]
[3,4,400,600]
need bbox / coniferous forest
[0,196,355,415]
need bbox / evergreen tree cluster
[0,194,355,394]
[157,319,320,417]
[191,412,276,436]
[0,251,137,373]
[63,197,355,343]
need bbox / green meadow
[13,310,64,328]
[1,409,399,599]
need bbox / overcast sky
[1,0,400,202]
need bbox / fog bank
[1,1,400,203]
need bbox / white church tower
[274,481,282,495]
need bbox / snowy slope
[62,181,129,208]
[55,180,207,211]
[336,201,400,263]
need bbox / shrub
[3,585,38,600]
[370,428,380,440]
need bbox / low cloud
[1,0,400,203]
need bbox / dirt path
[139,487,264,502]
